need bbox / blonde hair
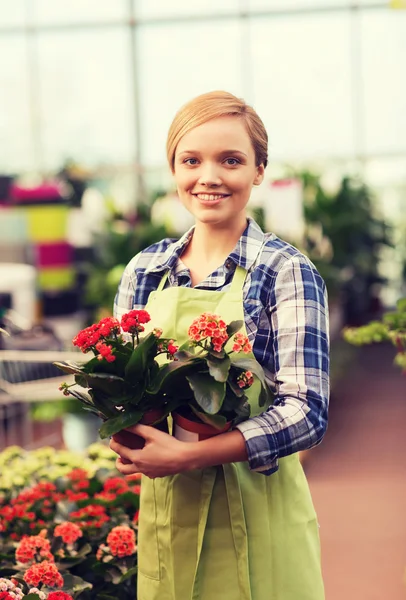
[166,90,268,171]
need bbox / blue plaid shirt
[114,218,329,476]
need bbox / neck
[187,217,248,264]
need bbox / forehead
[176,116,254,155]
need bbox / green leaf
[65,388,94,405]
[207,354,231,383]
[189,405,229,429]
[119,565,138,582]
[98,409,144,439]
[82,372,127,396]
[226,320,243,337]
[186,372,226,415]
[53,360,86,375]
[23,595,43,600]
[125,332,158,382]
[147,354,204,394]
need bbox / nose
[197,163,222,187]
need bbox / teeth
[196,194,226,201]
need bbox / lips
[193,193,230,201]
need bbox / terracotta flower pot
[113,408,169,459]
[172,409,232,442]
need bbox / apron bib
[137,266,324,600]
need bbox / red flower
[24,560,64,588]
[0,593,14,600]
[48,593,74,600]
[188,313,229,352]
[95,341,116,363]
[15,534,53,564]
[120,310,151,334]
[106,525,136,557]
[236,370,254,389]
[54,522,83,544]
[232,332,252,354]
[103,477,129,494]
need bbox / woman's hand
[110,424,249,478]
[109,424,192,479]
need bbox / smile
[194,193,230,201]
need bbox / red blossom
[15,534,53,564]
[103,477,129,494]
[106,525,136,557]
[188,313,229,352]
[48,593,74,600]
[54,522,83,544]
[232,332,252,354]
[120,310,151,334]
[0,592,14,600]
[66,468,88,482]
[236,370,254,389]
[95,341,116,363]
[24,560,63,588]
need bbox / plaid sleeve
[236,254,330,476]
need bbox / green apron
[137,266,324,600]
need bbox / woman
[110,90,329,599]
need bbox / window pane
[135,0,240,19]
[33,0,128,25]
[37,29,134,169]
[137,20,243,166]
[361,10,406,154]
[249,13,354,160]
[0,1,26,27]
[0,35,34,172]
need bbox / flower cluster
[55,309,180,439]
[73,317,120,355]
[23,561,64,588]
[53,522,83,545]
[0,444,140,600]
[232,332,252,354]
[237,370,254,389]
[15,533,53,564]
[188,313,229,352]
[0,578,24,600]
[121,309,151,334]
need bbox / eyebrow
[177,149,248,158]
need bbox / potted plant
[151,312,273,441]
[54,310,179,447]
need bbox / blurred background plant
[343,297,406,373]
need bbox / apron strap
[230,265,248,293]
[156,270,170,292]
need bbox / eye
[224,158,240,166]
[183,158,199,165]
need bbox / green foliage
[84,203,171,318]
[343,297,406,373]
[301,172,392,323]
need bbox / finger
[110,438,142,464]
[116,457,139,475]
[115,457,141,475]
[125,423,156,437]
[126,473,142,482]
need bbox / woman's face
[173,116,264,230]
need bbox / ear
[253,164,265,186]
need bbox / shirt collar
[144,217,265,274]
